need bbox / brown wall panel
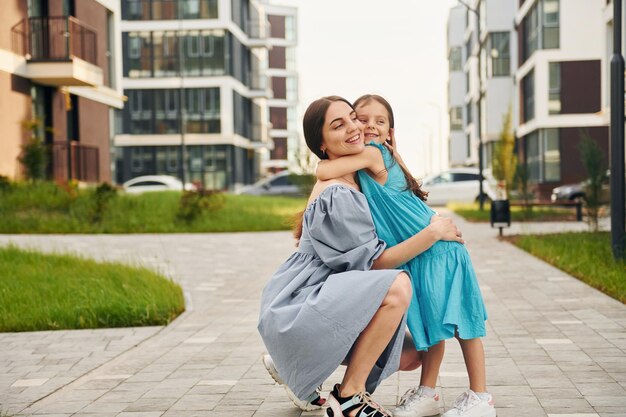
[270,107,287,130]
[0,0,28,51]
[268,15,285,39]
[561,60,601,114]
[272,76,286,99]
[269,46,286,69]
[75,0,110,85]
[271,137,287,160]
[0,72,32,179]
[560,126,608,184]
[78,97,111,182]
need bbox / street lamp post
[458,0,485,210]
[610,0,625,260]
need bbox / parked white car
[421,168,496,206]
[237,171,303,196]
[122,175,192,194]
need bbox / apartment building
[516,0,608,198]
[115,0,291,191]
[447,5,468,167]
[447,0,517,170]
[264,3,298,173]
[448,0,609,199]
[0,0,124,182]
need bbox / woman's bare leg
[339,272,412,397]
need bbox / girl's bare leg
[419,341,444,388]
[457,337,487,392]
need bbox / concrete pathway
[0,214,624,417]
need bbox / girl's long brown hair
[354,94,428,202]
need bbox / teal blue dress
[357,143,488,351]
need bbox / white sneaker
[261,354,325,411]
[393,386,441,417]
[442,390,496,417]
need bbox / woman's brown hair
[293,96,356,242]
[353,94,428,202]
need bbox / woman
[257,96,464,417]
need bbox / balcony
[247,70,272,99]
[51,141,100,182]
[247,19,271,48]
[11,16,103,86]
[122,0,218,20]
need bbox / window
[522,70,535,122]
[286,76,298,101]
[543,0,560,49]
[525,129,560,183]
[450,107,463,131]
[123,0,218,20]
[548,62,561,114]
[522,0,559,63]
[523,4,539,61]
[526,131,540,182]
[185,88,220,133]
[466,102,473,125]
[449,47,462,72]
[270,176,290,186]
[124,32,151,78]
[153,31,178,77]
[285,15,296,41]
[543,129,560,181]
[489,32,510,76]
[465,36,473,60]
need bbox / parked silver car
[237,171,303,196]
[551,171,610,203]
[122,175,192,194]
[421,168,496,206]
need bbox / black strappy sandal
[326,383,392,417]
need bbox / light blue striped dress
[357,143,488,351]
[258,184,408,400]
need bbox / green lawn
[0,182,307,233]
[511,232,626,304]
[0,245,185,332]
[449,202,577,223]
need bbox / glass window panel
[548,62,561,115]
[449,47,462,72]
[526,132,541,182]
[490,32,510,77]
[543,128,560,181]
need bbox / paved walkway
[0,214,624,417]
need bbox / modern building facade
[447,0,516,170]
[448,0,609,199]
[516,0,608,198]
[0,0,124,182]
[264,3,298,173]
[447,5,468,167]
[115,0,294,190]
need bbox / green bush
[176,184,225,223]
[89,182,118,223]
[18,119,48,181]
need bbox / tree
[491,106,517,198]
[579,130,606,232]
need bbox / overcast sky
[271,0,458,178]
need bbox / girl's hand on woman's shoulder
[428,215,464,244]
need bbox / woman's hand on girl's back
[428,215,464,244]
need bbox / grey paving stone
[0,215,623,416]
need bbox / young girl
[316,95,495,417]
